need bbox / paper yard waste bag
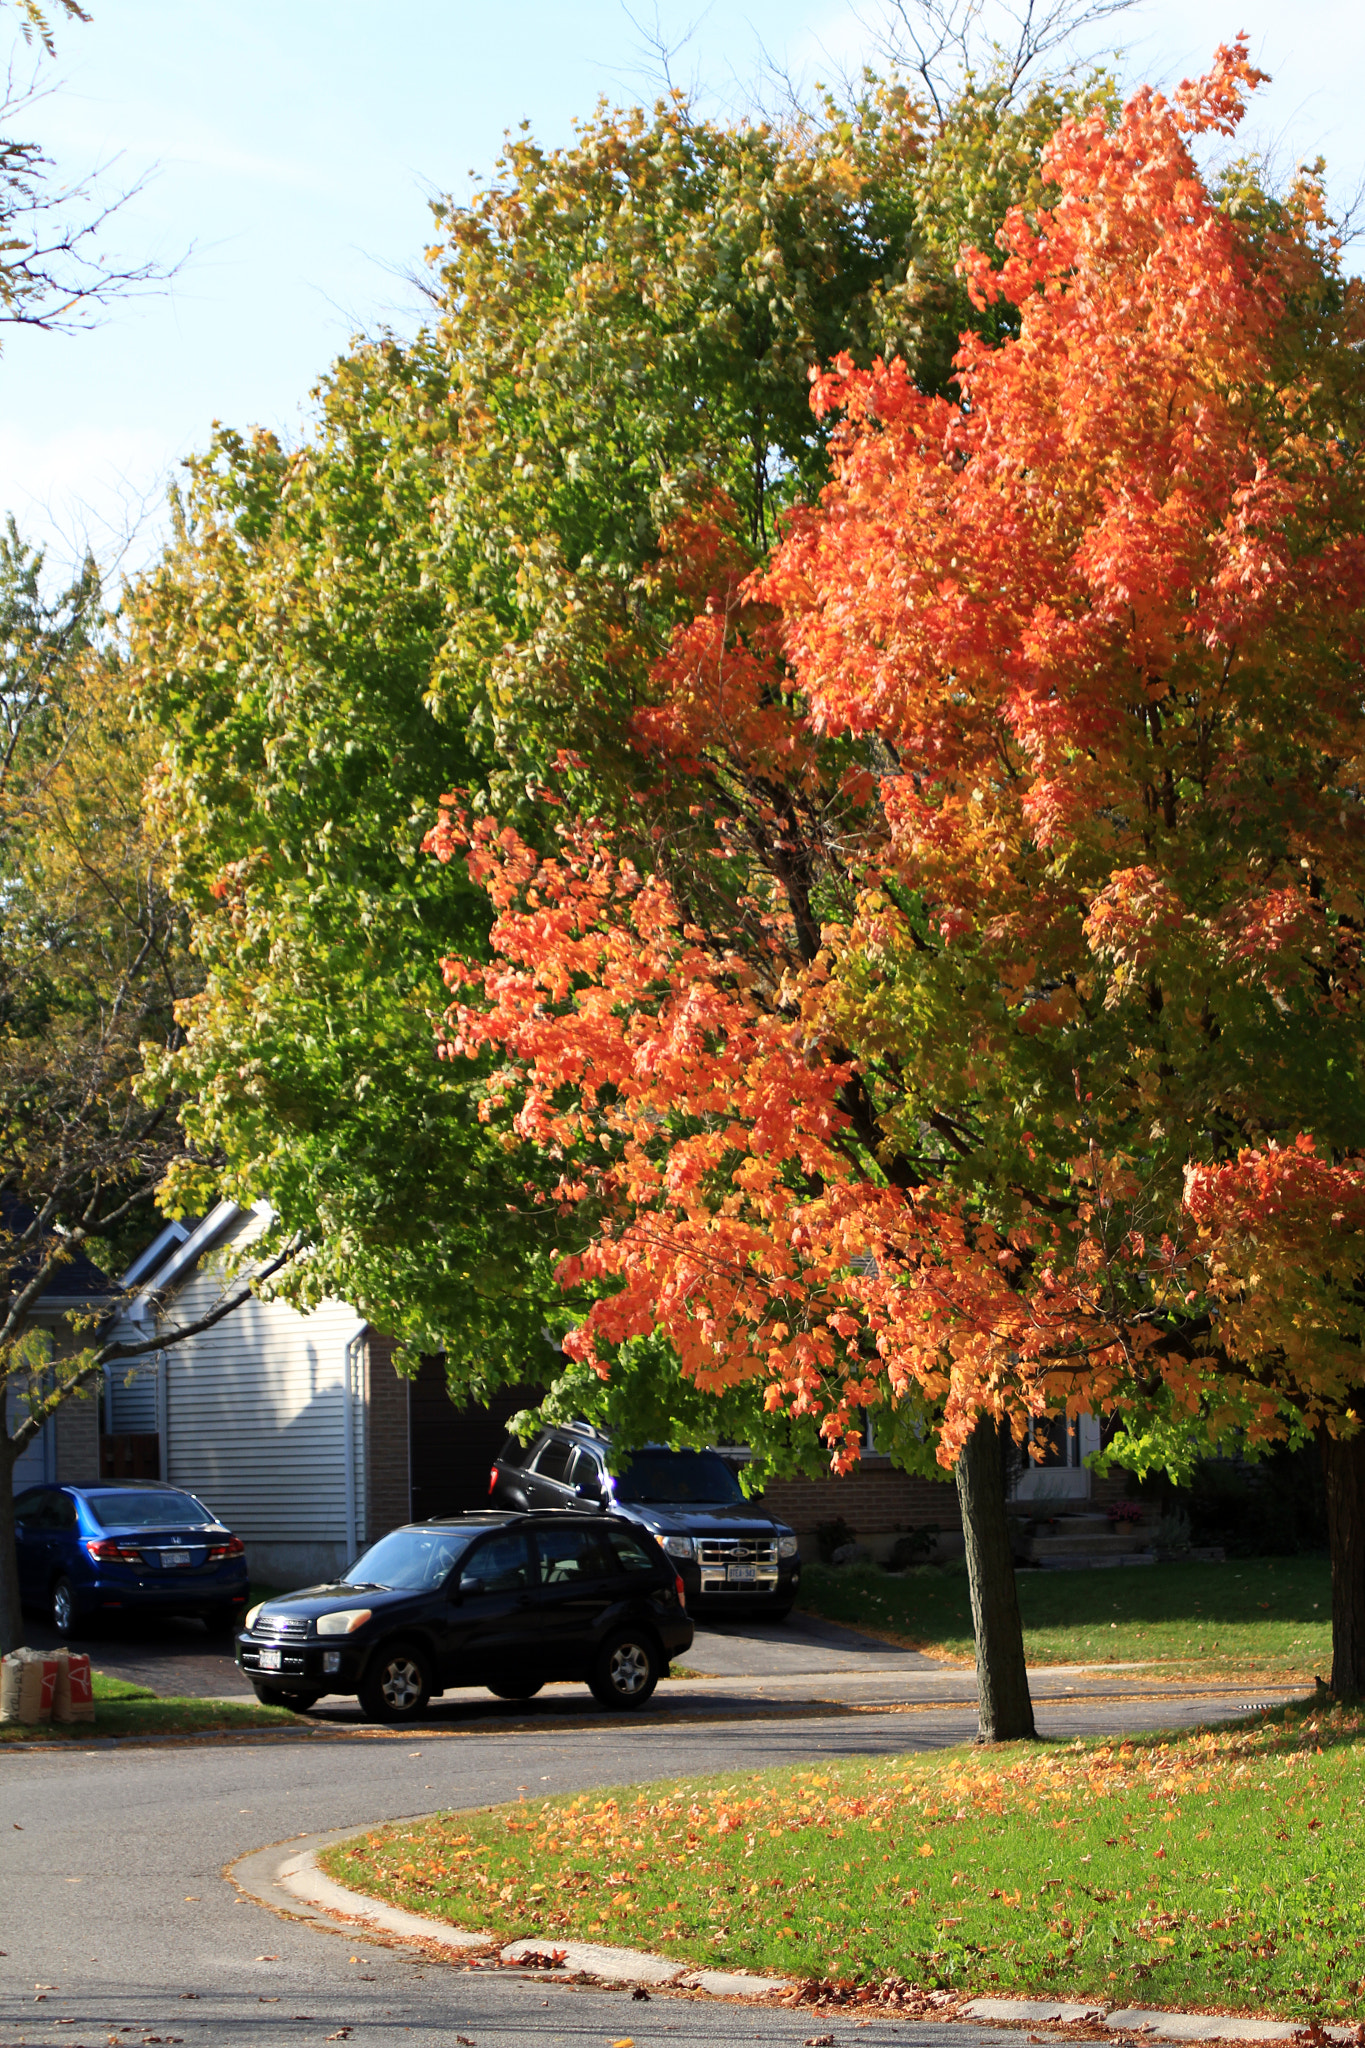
[19,1650,59,1722]
[0,1648,27,1722]
[1,1649,60,1723]
[54,1650,94,1723]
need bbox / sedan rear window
[86,1490,214,1529]
[612,1449,744,1505]
[344,1526,478,1590]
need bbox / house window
[1030,1416,1082,1468]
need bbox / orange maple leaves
[430,43,1365,1468]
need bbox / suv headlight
[661,1535,694,1559]
[316,1608,372,1636]
[244,1602,263,1632]
[777,1535,800,1559]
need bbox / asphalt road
[0,1678,1281,2048]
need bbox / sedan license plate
[258,1646,282,1671]
[727,1563,757,1583]
[162,1550,191,1567]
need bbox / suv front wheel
[359,1641,432,1723]
[589,1628,660,1710]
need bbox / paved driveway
[14,1605,942,1702]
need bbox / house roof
[0,1192,117,1304]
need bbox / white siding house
[107,1204,370,1584]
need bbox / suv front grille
[253,1615,311,1640]
[696,1536,780,1593]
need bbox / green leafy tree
[0,528,277,1652]
[138,59,1116,1423]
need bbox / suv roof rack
[560,1419,609,1441]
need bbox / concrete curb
[229,1826,1356,2041]
[228,1828,783,1999]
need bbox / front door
[521,1435,577,1510]
[529,1523,622,1678]
[443,1527,537,1689]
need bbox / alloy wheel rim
[53,1584,72,1631]
[381,1658,422,1711]
[609,1642,649,1695]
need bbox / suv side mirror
[573,1481,603,1503]
[455,1575,483,1601]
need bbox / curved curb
[228,1825,1360,2041]
[227,1825,785,1999]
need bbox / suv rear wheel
[358,1641,432,1723]
[589,1628,660,1710]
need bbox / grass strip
[796,1554,1332,1681]
[0,1669,299,1741]
[321,1699,1365,2024]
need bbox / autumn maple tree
[432,40,1365,1725]
[136,55,1114,1417]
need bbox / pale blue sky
[4,0,1362,572]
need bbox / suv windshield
[343,1526,478,1591]
[612,1449,744,1506]
[87,1491,214,1530]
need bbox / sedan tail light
[85,1538,141,1563]
[207,1535,246,1562]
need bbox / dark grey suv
[488,1423,801,1618]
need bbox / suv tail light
[675,1572,686,1609]
[488,1465,499,1496]
[207,1535,246,1561]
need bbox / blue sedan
[14,1482,250,1635]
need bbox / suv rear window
[532,1437,574,1483]
[607,1527,657,1575]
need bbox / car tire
[204,1602,244,1635]
[251,1684,320,1712]
[51,1576,79,1635]
[487,1678,543,1700]
[588,1628,660,1710]
[358,1641,432,1724]
[768,1604,794,1622]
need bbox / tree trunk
[956,1415,1036,1743]
[0,1433,22,1657]
[1319,1424,1365,1697]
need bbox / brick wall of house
[761,1457,961,1537]
[53,1381,100,1484]
[365,1331,411,1540]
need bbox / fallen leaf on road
[805,2036,836,2046]
[325,2032,351,2042]
[255,1955,278,1962]
[610,2039,635,2047]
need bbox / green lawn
[0,1668,299,1741]
[796,1556,1332,1681]
[321,1701,1365,2023]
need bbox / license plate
[258,1647,282,1671]
[162,1550,191,1567]
[727,1563,757,1583]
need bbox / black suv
[489,1423,801,1618]
[235,1511,692,1722]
